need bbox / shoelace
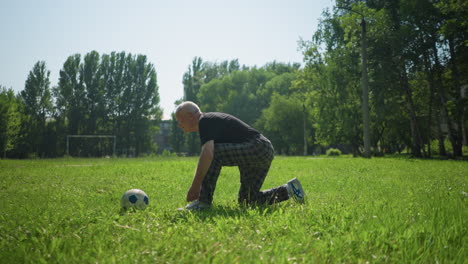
[291,184,303,199]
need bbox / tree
[54,54,86,137]
[170,100,185,153]
[179,57,246,155]
[127,54,161,156]
[198,64,298,126]
[301,9,364,155]
[256,94,309,155]
[82,51,104,135]
[55,51,161,157]
[0,87,22,158]
[109,53,161,156]
[435,0,468,156]
[304,0,464,157]
[181,57,204,155]
[21,61,53,157]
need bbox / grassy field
[0,156,466,263]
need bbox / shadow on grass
[378,153,468,161]
[164,204,287,223]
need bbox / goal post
[66,135,116,157]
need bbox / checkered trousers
[198,134,290,205]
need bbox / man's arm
[186,140,214,202]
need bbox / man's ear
[187,112,196,120]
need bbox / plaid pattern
[199,135,290,205]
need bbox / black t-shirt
[199,112,260,145]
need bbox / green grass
[0,156,466,263]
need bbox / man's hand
[186,183,201,202]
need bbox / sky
[1,0,334,119]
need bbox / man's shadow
[166,204,286,223]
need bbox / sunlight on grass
[0,156,466,263]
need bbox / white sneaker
[286,178,305,203]
[177,200,211,211]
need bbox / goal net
[66,135,116,157]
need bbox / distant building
[153,120,172,153]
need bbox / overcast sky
[1,0,334,119]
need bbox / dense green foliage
[0,157,466,263]
[173,59,305,155]
[172,0,467,157]
[1,0,466,158]
[0,52,161,158]
[326,148,342,156]
[0,87,22,158]
[55,51,161,157]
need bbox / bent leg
[198,157,222,205]
[238,165,289,205]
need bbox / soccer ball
[121,189,149,210]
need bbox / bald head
[175,101,202,133]
[175,101,201,116]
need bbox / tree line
[0,51,161,158]
[1,0,466,158]
[172,0,467,158]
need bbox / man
[175,101,305,210]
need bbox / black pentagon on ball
[129,194,138,203]
[144,196,149,205]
